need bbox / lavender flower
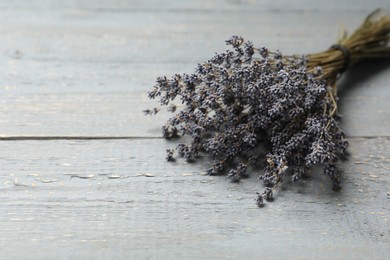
[146,36,348,207]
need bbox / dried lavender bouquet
[145,10,390,206]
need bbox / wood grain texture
[0,9,372,64]
[0,0,389,259]
[0,138,389,259]
[0,0,388,12]
[0,89,389,137]
[0,1,388,137]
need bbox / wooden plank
[0,138,389,259]
[0,9,381,64]
[0,1,388,259]
[0,89,389,137]
[0,61,196,93]
[0,4,388,138]
[0,0,387,12]
[2,58,389,94]
[0,92,156,137]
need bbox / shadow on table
[337,58,390,98]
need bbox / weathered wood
[0,3,388,137]
[0,89,389,137]
[0,10,380,64]
[0,138,389,259]
[0,0,388,12]
[0,1,389,259]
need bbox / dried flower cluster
[145,10,390,206]
[146,36,347,206]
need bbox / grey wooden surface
[0,1,389,259]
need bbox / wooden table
[0,1,389,259]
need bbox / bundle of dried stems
[307,9,390,115]
[145,9,390,206]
